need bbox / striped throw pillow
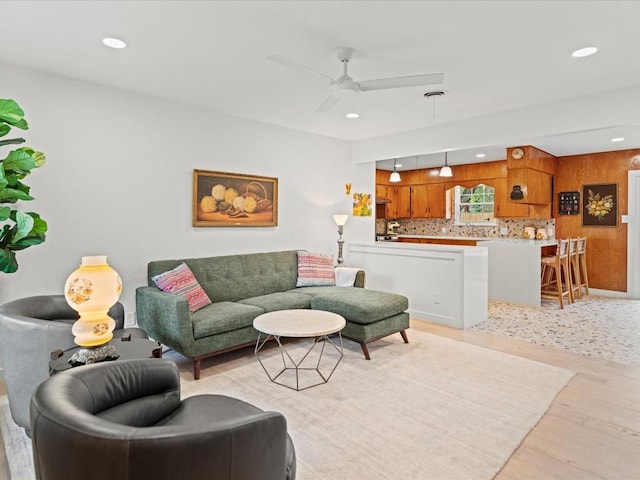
[152,262,212,312]
[296,251,336,287]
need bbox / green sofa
[136,250,409,379]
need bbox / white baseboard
[588,288,633,298]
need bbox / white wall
[0,64,375,316]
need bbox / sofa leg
[400,330,409,344]
[360,343,371,360]
[193,359,201,380]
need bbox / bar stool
[541,239,572,308]
[577,236,589,295]
[568,238,582,300]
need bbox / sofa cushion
[148,251,299,303]
[191,302,264,339]
[296,251,335,287]
[288,286,348,297]
[152,263,212,312]
[311,288,408,325]
[238,292,312,312]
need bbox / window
[454,184,496,225]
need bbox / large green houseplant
[0,99,47,273]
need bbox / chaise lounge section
[136,250,409,379]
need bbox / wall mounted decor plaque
[558,191,580,215]
[193,169,278,227]
[582,183,617,227]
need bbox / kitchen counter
[395,234,557,246]
[369,236,558,307]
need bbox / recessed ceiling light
[394,162,403,168]
[345,112,360,119]
[103,37,127,49]
[571,46,598,58]
[476,153,486,158]
[611,137,625,142]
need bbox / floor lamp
[333,214,349,265]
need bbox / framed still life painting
[582,183,617,227]
[193,169,278,227]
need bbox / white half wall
[348,242,488,329]
[0,63,376,314]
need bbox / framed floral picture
[582,183,617,227]
[193,169,278,227]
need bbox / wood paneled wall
[555,149,640,292]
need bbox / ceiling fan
[266,47,444,112]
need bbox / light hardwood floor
[2,321,639,479]
[411,319,640,480]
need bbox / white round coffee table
[253,309,346,391]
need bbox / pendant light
[439,151,453,177]
[389,159,401,182]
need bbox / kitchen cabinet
[493,178,530,218]
[377,184,411,219]
[386,185,411,219]
[375,184,389,201]
[494,178,552,219]
[398,237,477,246]
[506,168,552,205]
[411,184,445,218]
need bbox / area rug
[473,296,640,365]
[0,330,574,480]
[176,330,574,480]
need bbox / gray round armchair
[0,294,147,436]
[30,359,296,480]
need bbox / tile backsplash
[376,218,555,239]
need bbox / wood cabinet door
[395,185,412,218]
[494,178,530,217]
[411,184,445,218]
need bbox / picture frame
[582,183,617,227]
[193,169,278,227]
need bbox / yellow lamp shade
[64,255,122,347]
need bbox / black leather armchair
[0,294,147,436]
[30,359,296,480]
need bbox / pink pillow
[296,251,335,287]
[152,263,212,312]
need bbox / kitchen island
[353,236,557,329]
[477,237,557,306]
[374,235,557,307]
[348,241,488,329]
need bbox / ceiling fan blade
[358,73,444,92]
[315,96,340,112]
[266,53,334,81]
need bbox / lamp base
[68,344,119,367]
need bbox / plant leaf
[0,206,10,220]
[12,211,34,243]
[29,214,48,235]
[3,149,35,174]
[0,248,18,273]
[0,187,34,203]
[0,124,10,138]
[0,164,7,190]
[0,99,28,130]
[9,235,45,250]
[32,150,46,168]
